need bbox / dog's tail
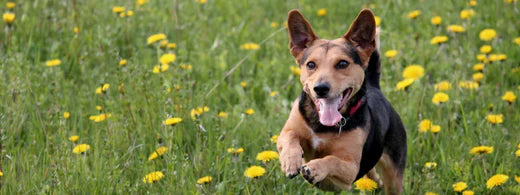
[375,27,380,52]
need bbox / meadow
[1,0,520,194]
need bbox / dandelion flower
[469,0,477,6]
[476,54,489,63]
[148,146,168,160]
[395,78,415,91]
[245,109,255,115]
[402,65,424,80]
[74,27,79,33]
[240,43,260,50]
[126,10,134,17]
[147,33,167,45]
[46,59,61,67]
[460,9,475,20]
[514,37,520,45]
[6,2,15,9]
[486,174,508,189]
[240,82,247,88]
[515,150,520,157]
[424,162,437,169]
[480,45,492,54]
[195,0,207,4]
[112,6,125,13]
[217,112,228,118]
[432,92,449,104]
[419,119,432,133]
[256,150,279,162]
[290,66,301,76]
[227,147,244,154]
[374,16,381,26]
[181,63,192,70]
[159,54,176,65]
[385,50,398,58]
[119,59,127,66]
[462,190,474,195]
[459,81,479,89]
[244,166,266,178]
[167,43,177,49]
[63,111,70,119]
[472,73,484,82]
[505,0,518,4]
[502,91,516,103]
[430,125,441,133]
[0,171,3,177]
[452,182,468,192]
[448,25,466,33]
[434,81,452,91]
[317,8,327,16]
[430,36,448,44]
[431,16,442,25]
[270,22,279,28]
[163,117,182,125]
[270,135,279,144]
[479,29,497,41]
[152,64,169,73]
[486,114,503,124]
[137,0,148,6]
[425,192,438,195]
[197,176,212,184]
[407,10,421,19]
[143,171,164,183]
[270,91,278,97]
[72,144,91,154]
[515,176,520,183]
[69,135,79,142]
[470,146,493,154]
[3,12,15,25]
[354,178,378,192]
[473,63,484,71]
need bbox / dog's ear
[343,9,376,66]
[287,10,318,58]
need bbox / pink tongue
[318,98,342,126]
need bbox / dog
[276,9,407,194]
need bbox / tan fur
[376,154,404,195]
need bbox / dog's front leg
[277,130,303,178]
[301,155,359,190]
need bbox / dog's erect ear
[287,10,318,58]
[343,9,376,65]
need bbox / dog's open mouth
[313,88,353,126]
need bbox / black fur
[298,51,407,181]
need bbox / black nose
[313,82,330,98]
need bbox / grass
[1,0,520,194]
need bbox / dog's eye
[306,61,316,70]
[335,60,349,69]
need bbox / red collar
[348,99,363,116]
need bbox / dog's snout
[313,82,330,98]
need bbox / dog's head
[287,9,377,127]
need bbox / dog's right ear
[287,10,318,58]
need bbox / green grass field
[1,0,520,194]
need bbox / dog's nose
[313,82,330,98]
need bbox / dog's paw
[279,149,303,178]
[301,160,328,184]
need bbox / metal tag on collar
[337,117,348,136]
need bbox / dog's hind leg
[376,153,404,195]
[366,168,383,187]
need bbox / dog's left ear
[343,9,376,66]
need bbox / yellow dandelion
[63,111,70,119]
[244,166,266,178]
[514,37,520,45]
[102,83,110,91]
[96,106,102,110]
[143,171,164,183]
[270,22,279,28]
[470,146,493,154]
[270,135,279,144]
[317,8,327,16]
[270,91,278,97]
[112,6,125,13]
[480,29,497,41]
[354,178,378,192]
[197,176,212,184]
[374,16,381,26]
[469,0,477,6]
[448,25,466,33]
[476,54,489,63]
[290,66,301,76]
[256,150,279,162]
[408,10,421,19]
[419,119,432,133]
[167,43,177,49]
[402,65,424,80]
[159,53,176,65]
[227,147,244,154]
[6,2,15,9]
[480,45,492,54]
[425,192,439,195]
[74,27,79,33]
[152,64,169,73]
[181,63,192,70]
[452,182,468,192]
[515,150,520,157]
[163,117,182,125]
[431,16,442,25]
[502,91,516,103]
[434,81,452,91]
[240,81,247,88]
[459,81,479,89]
[430,36,448,44]
[245,109,255,115]
[424,162,437,169]
[0,170,3,177]
[430,125,441,133]
[137,0,148,6]
[395,78,415,91]
[195,0,207,4]
[460,9,475,20]
[126,10,134,17]
[496,54,507,61]
[3,12,15,25]
[385,50,398,58]
[147,33,167,45]
[160,40,169,48]
[505,0,518,3]
[72,144,91,154]
[148,146,168,161]
[240,43,260,50]
[462,190,474,195]
[69,135,79,142]
[217,112,228,118]
[472,73,484,82]
[432,92,449,104]
[45,59,61,67]
[486,114,503,124]
[486,174,508,189]
[473,63,484,71]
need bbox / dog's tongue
[317,98,342,126]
